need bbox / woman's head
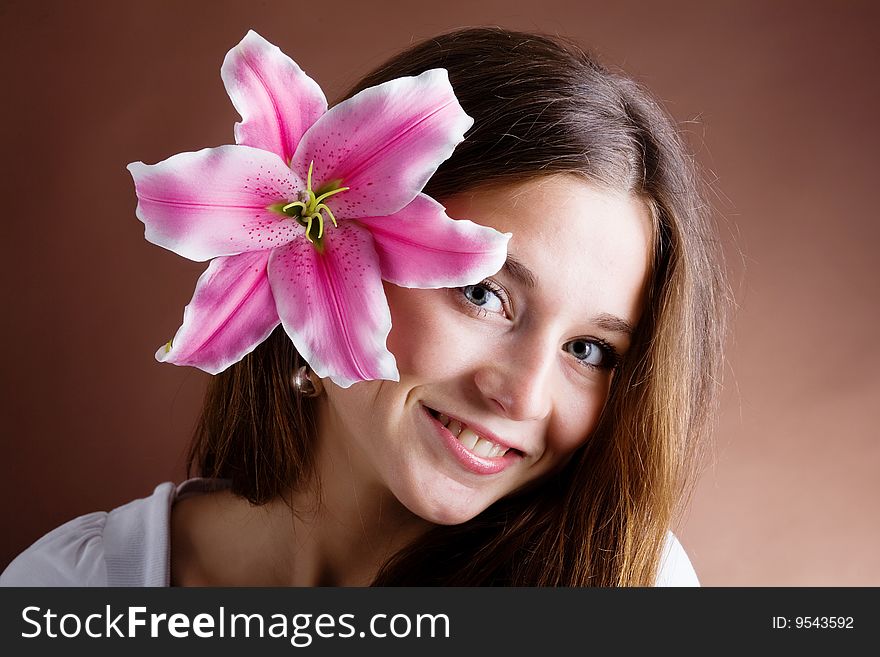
[322,175,653,524]
[191,27,727,584]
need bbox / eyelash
[457,280,623,372]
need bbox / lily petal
[357,194,511,288]
[222,30,327,163]
[128,145,303,262]
[157,250,280,374]
[268,223,397,388]
[292,68,473,219]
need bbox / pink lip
[421,404,522,475]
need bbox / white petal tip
[328,373,400,389]
[154,342,173,363]
[240,29,266,45]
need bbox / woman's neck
[275,477,428,586]
[171,421,430,587]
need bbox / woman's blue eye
[462,283,504,313]
[564,339,616,370]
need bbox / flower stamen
[280,161,348,246]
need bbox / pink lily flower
[127,31,509,388]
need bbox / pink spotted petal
[268,223,397,388]
[221,30,327,163]
[357,194,511,288]
[291,68,472,219]
[128,145,304,262]
[157,250,280,374]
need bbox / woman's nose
[473,335,555,422]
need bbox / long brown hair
[188,27,728,586]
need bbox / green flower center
[279,161,348,247]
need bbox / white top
[1,479,700,586]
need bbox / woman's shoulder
[0,480,228,587]
[655,530,700,587]
[169,480,264,586]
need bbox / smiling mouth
[425,407,521,459]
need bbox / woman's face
[319,175,653,524]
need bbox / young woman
[2,27,727,587]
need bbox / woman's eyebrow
[502,255,537,289]
[592,313,635,337]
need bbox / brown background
[1,0,877,585]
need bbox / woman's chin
[394,484,493,526]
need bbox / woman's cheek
[548,380,609,456]
[385,286,478,380]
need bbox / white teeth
[459,428,509,458]
[457,427,479,450]
[488,444,508,458]
[471,436,495,457]
[433,410,511,458]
